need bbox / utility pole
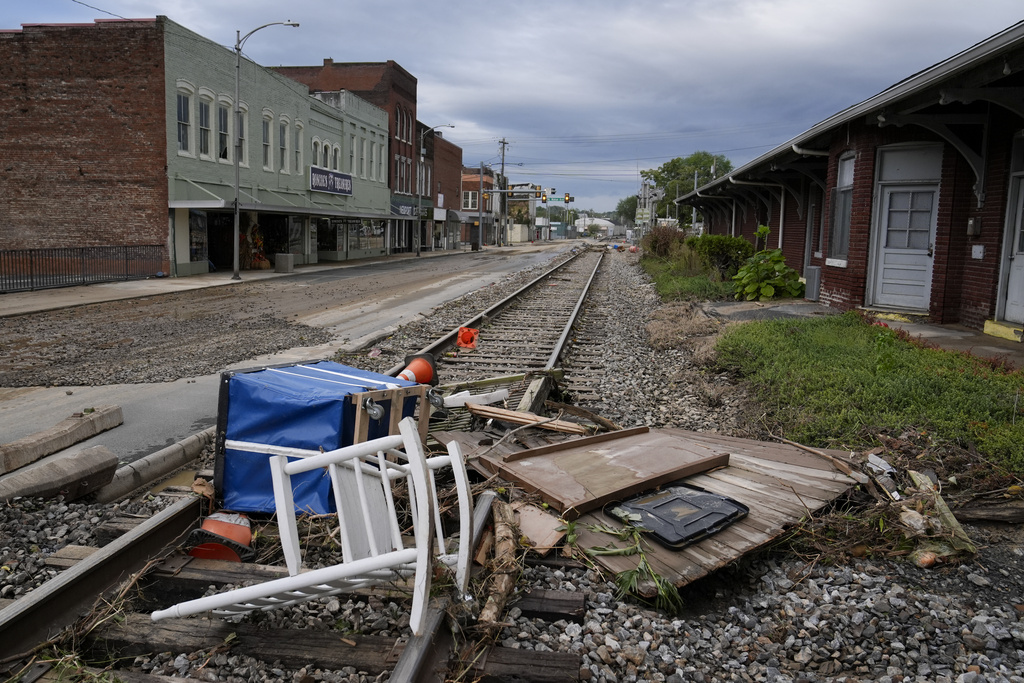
[478,162,484,251]
[498,138,508,246]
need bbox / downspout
[791,144,829,157]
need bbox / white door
[1004,178,1024,323]
[873,185,938,310]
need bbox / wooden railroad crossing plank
[486,429,730,520]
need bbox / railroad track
[1,248,609,682]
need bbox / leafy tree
[640,151,733,227]
[615,195,638,225]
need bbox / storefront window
[188,210,208,263]
[349,219,384,251]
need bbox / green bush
[684,234,754,279]
[730,226,804,300]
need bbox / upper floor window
[360,136,367,178]
[279,120,288,172]
[217,104,230,161]
[236,106,248,166]
[463,190,478,211]
[829,154,855,260]
[176,92,191,153]
[294,124,303,173]
[332,147,339,170]
[198,99,211,157]
[349,134,357,174]
[262,116,272,170]
[312,141,320,167]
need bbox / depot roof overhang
[676,20,1024,207]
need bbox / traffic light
[541,192,547,202]
[564,193,570,203]
[483,192,490,200]
[534,188,541,198]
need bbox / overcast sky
[5,1,1023,213]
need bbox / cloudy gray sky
[6,1,1023,212]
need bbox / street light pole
[415,123,454,257]
[233,20,299,280]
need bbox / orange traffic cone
[456,326,479,349]
[398,353,438,385]
[187,511,254,562]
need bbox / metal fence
[0,245,166,293]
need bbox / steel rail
[384,248,588,377]
[543,250,603,370]
[0,496,200,659]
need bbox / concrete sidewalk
[703,298,1024,370]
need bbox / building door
[868,144,943,311]
[1003,177,1024,323]
[872,185,938,310]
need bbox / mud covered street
[0,251,553,387]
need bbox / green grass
[640,255,734,301]
[714,312,1024,475]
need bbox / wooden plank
[710,465,844,507]
[494,430,730,520]
[512,502,565,556]
[88,613,398,674]
[513,588,586,622]
[722,457,853,499]
[504,426,650,462]
[465,404,589,434]
[473,646,582,683]
[726,453,856,491]
[44,544,99,569]
[672,430,856,473]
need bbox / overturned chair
[151,417,473,636]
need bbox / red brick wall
[433,135,462,213]
[0,19,169,258]
[275,61,418,194]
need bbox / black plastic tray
[604,484,748,550]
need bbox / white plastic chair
[151,417,472,636]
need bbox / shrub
[685,234,754,279]
[642,225,686,259]
[731,226,804,301]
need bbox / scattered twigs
[762,424,855,477]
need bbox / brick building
[430,131,464,250]
[0,16,401,286]
[678,20,1024,338]
[274,61,421,254]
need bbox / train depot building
[679,21,1024,339]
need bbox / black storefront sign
[309,167,353,196]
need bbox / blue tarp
[216,361,417,514]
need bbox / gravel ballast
[1,246,1022,682]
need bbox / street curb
[0,405,123,475]
[93,426,216,504]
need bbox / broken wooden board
[484,428,730,520]
[513,502,566,556]
[465,403,590,434]
[571,428,858,589]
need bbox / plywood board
[487,429,730,519]
[572,431,857,589]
